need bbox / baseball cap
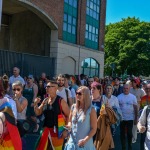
[132,77,140,85]
[28,75,34,79]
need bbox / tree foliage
[104,17,150,76]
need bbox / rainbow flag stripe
[58,114,65,138]
[0,102,22,150]
[35,127,64,150]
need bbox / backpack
[65,88,70,106]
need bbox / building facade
[0,0,106,77]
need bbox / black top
[43,95,62,128]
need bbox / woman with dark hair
[0,77,22,150]
[23,75,39,132]
[91,82,103,118]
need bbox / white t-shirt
[56,87,72,103]
[103,95,120,108]
[117,93,137,120]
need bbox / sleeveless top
[23,85,34,106]
[65,105,96,150]
[17,96,27,120]
[43,95,62,128]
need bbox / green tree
[104,17,150,76]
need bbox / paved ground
[113,127,140,150]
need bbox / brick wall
[29,0,64,39]
[77,0,87,46]
[99,0,106,51]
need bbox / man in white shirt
[118,84,138,150]
[56,74,72,107]
[9,67,25,96]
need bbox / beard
[58,83,64,87]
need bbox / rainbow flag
[58,114,65,138]
[35,127,64,150]
[0,101,22,150]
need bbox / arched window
[81,58,99,77]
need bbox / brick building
[0,0,106,77]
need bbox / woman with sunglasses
[64,86,97,150]
[23,75,38,132]
[12,81,28,137]
[34,80,70,150]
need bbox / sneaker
[33,124,39,133]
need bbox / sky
[106,0,150,25]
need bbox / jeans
[120,120,133,150]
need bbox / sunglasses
[76,92,83,96]
[28,78,32,79]
[46,85,55,88]
[13,88,21,91]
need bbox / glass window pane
[92,34,95,41]
[93,11,96,19]
[68,24,71,33]
[96,13,99,20]
[87,0,90,7]
[73,18,76,25]
[90,2,93,9]
[89,33,92,40]
[97,0,100,5]
[90,9,93,17]
[65,0,68,3]
[86,24,88,30]
[63,23,67,31]
[69,0,72,5]
[95,35,98,42]
[85,31,88,38]
[72,26,75,34]
[94,4,96,11]
[73,0,77,8]
[91,58,97,68]
[96,28,98,34]
[89,25,92,32]
[97,6,99,13]
[68,15,72,24]
[94,0,97,3]
[92,26,95,33]
[64,14,67,22]
[86,7,90,15]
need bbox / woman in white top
[12,81,28,137]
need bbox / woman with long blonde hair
[64,86,97,150]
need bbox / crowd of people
[0,66,150,150]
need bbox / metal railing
[0,49,56,78]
